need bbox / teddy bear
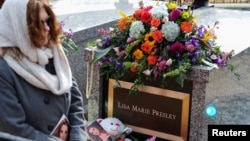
[97,117,132,141]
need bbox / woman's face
[89,127,100,135]
[59,124,69,141]
[39,7,50,46]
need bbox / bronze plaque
[108,79,190,141]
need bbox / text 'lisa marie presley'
[117,101,177,120]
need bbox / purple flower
[185,38,199,51]
[188,50,201,64]
[103,36,111,46]
[108,56,116,62]
[156,59,167,71]
[197,25,207,38]
[191,56,197,63]
[96,61,103,68]
[216,57,227,67]
[206,50,212,56]
[60,21,65,29]
[66,31,73,38]
[169,42,185,57]
[115,61,123,70]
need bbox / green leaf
[86,41,97,47]
[91,45,114,63]
[63,47,69,56]
[175,73,184,87]
[65,38,79,52]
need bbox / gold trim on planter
[108,79,190,141]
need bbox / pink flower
[145,136,156,141]
[113,47,125,58]
[169,9,181,21]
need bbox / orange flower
[133,49,144,60]
[147,55,157,65]
[118,17,131,31]
[152,30,163,43]
[141,42,154,54]
[151,17,161,27]
[180,21,193,33]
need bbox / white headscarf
[0,0,72,95]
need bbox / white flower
[161,21,180,42]
[109,27,115,32]
[96,39,103,46]
[162,16,169,23]
[129,21,145,39]
[150,26,158,32]
[143,69,152,76]
[150,5,169,19]
[166,59,173,66]
[210,54,217,60]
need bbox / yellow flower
[166,2,177,10]
[144,33,156,43]
[203,29,216,42]
[181,10,190,20]
[133,49,144,60]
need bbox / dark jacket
[0,58,87,141]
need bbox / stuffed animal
[97,117,132,141]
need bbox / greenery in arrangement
[88,1,237,93]
[60,21,79,55]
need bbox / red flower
[116,139,125,141]
[141,42,154,54]
[147,55,157,65]
[151,17,161,27]
[141,11,151,23]
[152,30,163,43]
[134,9,143,19]
[180,22,193,33]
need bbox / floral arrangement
[89,1,236,93]
[60,21,79,55]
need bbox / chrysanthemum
[169,8,182,21]
[169,42,185,56]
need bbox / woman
[87,121,112,141]
[0,0,87,141]
[59,122,69,141]
[53,120,70,141]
